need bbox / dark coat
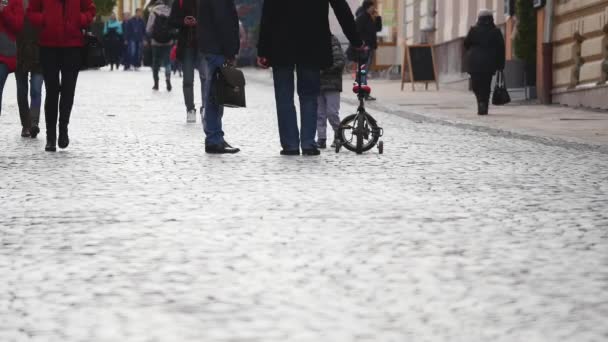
[356,12,382,50]
[198,0,239,58]
[27,0,96,47]
[320,36,346,92]
[16,17,41,74]
[464,18,506,74]
[169,0,197,61]
[257,0,362,68]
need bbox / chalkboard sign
[401,44,439,91]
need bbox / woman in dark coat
[464,9,505,115]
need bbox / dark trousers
[152,45,171,82]
[40,47,81,138]
[15,71,44,128]
[272,64,321,151]
[182,48,207,112]
[470,72,493,105]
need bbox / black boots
[45,131,56,152]
[58,125,69,149]
[477,102,489,115]
[166,80,172,92]
[153,80,159,90]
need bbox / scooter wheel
[378,141,384,154]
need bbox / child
[317,34,346,149]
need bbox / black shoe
[317,139,327,149]
[58,126,69,149]
[365,95,377,101]
[478,102,488,115]
[280,149,300,156]
[205,141,240,154]
[166,80,172,92]
[45,138,56,152]
[21,127,31,137]
[30,125,40,138]
[153,81,159,91]
[302,148,321,156]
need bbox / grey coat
[320,36,346,93]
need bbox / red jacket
[27,0,96,48]
[0,0,24,71]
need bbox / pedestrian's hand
[225,57,236,66]
[257,57,269,69]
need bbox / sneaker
[187,110,196,123]
[317,139,327,149]
[21,127,31,137]
[365,95,376,101]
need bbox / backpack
[152,12,173,43]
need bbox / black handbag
[81,32,106,70]
[212,65,246,108]
[492,70,511,106]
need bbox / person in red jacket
[0,0,24,123]
[27,0,96,152]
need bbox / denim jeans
[15,71,44,127]
[125,40,142,69]
[0,63,10,116]
[152,45,171,82]
[202,54,225,145]
[182,48,208,112]
[272,64,321,150]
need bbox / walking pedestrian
[257,0,362,156]
[464,9,506,115]
[124,8,146,70]
[15,0,43,138]
[197,0,240,154]
[317,34,346,149]
[103,13,123,71]
[27,0,96,151]
[146,0,173,91]
[0,0,24,128]
[355,0,381,101]
[170,0,207,124]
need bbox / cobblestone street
[1,69,607,342]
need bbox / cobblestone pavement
[1,69,607,342]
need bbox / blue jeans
[203,54,225,145]
[272,65,321,150]
[182,48,208,112]
[15,71,44,127]
[126,40,142,68]
[0,63,10,116]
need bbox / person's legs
[29,73,44,130]
[40,47,61,148]
[272,65,299,151]
[0,63,10,117]
[15,71,31,131]
[324,91,342,136]
[203,54,226,145]
[152,46,161,87]
[296,65,321,150]
[55,47,81,148]
[197,53,208,110]
[182,48,196,111]
[161,45,171,83]
[316,93,328,142]
[470,72,492,114]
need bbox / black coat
[464,20,506,74]
[198,0,240,58]
[320,36,346,92]
[356,12,382,50]
[169,0,198,62]
[257,0,362,68]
